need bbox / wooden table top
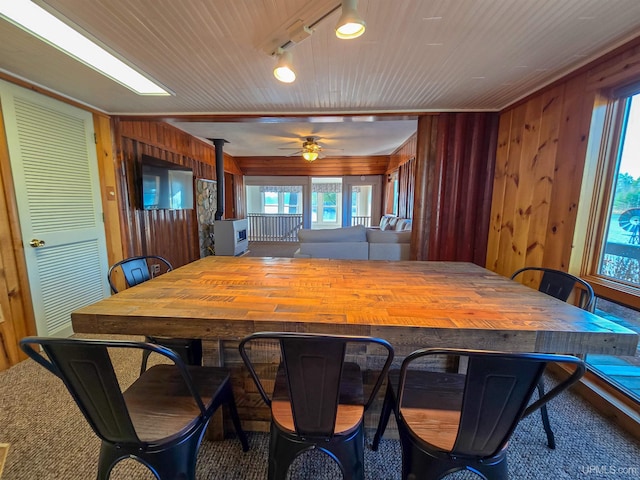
[72,257,638,355]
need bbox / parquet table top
[72,257,638,355]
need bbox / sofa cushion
[380,216,397,230]
[296,242,369,260]
[395,218,412,231]
[369,242,411,261]
[367,229,411,244]
[298,225,367,243]
[379,215,412,231]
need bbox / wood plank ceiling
[1,0,640,155]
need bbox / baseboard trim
[0,443,9,478]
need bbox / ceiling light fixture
[0,0,171,95]
[302,151,319,162]
[273,48,296,83]
[301,137,321,162]
[267,1,366,83]
[335,0,366,39]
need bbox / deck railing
[247,213,303,242]
[351,215,371,227]
[602,242,640,285]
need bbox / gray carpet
[1,337,639,480]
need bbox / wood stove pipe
[209,138,228,221]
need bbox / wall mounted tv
[141,155,194,210]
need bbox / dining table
[71,256,638,434]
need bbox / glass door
[343,176,382,227]
[311,177,342,229]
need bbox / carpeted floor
[2,337,640,479]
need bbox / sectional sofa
[293,215,412,260]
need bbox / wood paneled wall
[386,133,418,214]
[487,36,640,280]
[388,132,417,172]
[2,36,640,371]
[486,77,592,277]
[114,119,243,268]
[412,113,499,264]
[235,155,390,176]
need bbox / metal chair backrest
[511,266,595,311]
[108,255,172,293]
[239,332,394,438]
[19,337,205,445]
[397,348,585,458]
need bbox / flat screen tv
[141,155,194,210]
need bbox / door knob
[29,239,45,248]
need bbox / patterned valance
[258,183,343,193]
[259,185,303,193]
[312,183,342,193]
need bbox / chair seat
[390,369,465,451]
[271,362,364,435]
[20,337,248,479]
[124,364,230,442]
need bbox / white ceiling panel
[2,0,640,155]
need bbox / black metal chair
[510,266,595,448]
[107,255,202,374]
[20,336,249,480]
[239,332,394,480]
[510,266,595,311]
[372,348,585,480]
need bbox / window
[311,177,342,228]
[393,175,399,216]
[244,183,304,242]
[247,187,303,214]
[598,94,640,287]
[312,192,338,222]
[582,89,640,402]
[263,191,278,213]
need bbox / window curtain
[259,186,303,193]
[312,183,342,193]
[398,158,415,219]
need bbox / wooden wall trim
[234,155,390,177]
[0,98,37,369]
[93,114,124,268]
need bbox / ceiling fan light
[274,49,296,83]
[302,151,319,162]
[335,0,366,39]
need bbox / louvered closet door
[1,80,109,337]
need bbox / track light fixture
[335,0,366,39]
[268,0,366,83]
[273,48,296,83]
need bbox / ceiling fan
[279,136,342,162]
